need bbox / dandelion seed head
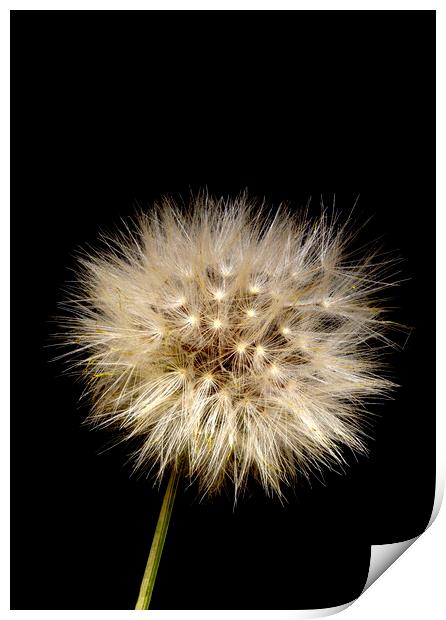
[58,194,400,498]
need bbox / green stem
[135,467,180,610]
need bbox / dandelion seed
[269,363,280,377]
[221,265,233,277]
[236,342,248,354]
[213,289,225,301]
[187,314,199,326]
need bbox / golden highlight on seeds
[59,195,399,498]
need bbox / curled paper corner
[362,537,418,593]
[293,475,444,619]
[361,472,444,596]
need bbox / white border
[3,2,441,10]
[4,5,443,619]
[2,5,10,618]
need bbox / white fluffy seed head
[58,194,401,499]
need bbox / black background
[11,10,435,610]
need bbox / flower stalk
[135,467,180,610]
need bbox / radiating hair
[57,194,402,498]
